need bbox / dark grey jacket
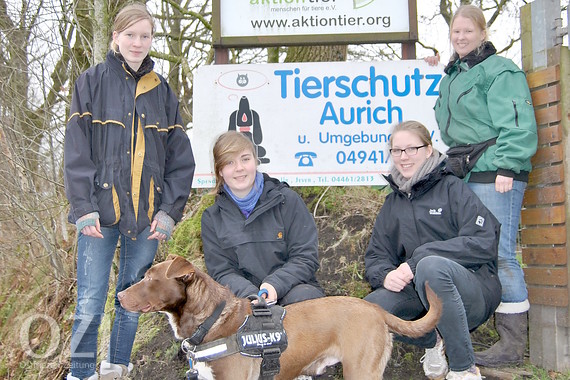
[365,164,501,321]
[202,174,320,298]
[64,51,194,238]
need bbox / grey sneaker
[420,338,448,379]
[445,365,481,380]
[99,360,133,380]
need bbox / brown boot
[475,312,527,367]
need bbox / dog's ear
[166,254,179,261]
[165,256,195,282]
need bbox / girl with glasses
[363,121,501,380]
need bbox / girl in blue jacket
[64,4,194,379]
[364,121,501,380]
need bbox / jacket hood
[262,172,289,192]
[444,41,497,74]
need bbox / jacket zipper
[243,193,285,225]
[456,87,473,104]
[445,68,462,135]
[512,100,519,127]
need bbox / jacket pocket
[94,164,120,226]
[142,161,163,220]
[512,97,535,128]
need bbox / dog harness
[182,295,288,380]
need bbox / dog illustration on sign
[228,95,318,168]
[228,96,270,164]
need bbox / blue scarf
[224,172,264,218]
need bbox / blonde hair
[390,121,433,148]
[450,5,488,56]
[211,131,258,194]
[110,3,155,52]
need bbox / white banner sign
[219,0,410,38]
[192,60,445,188]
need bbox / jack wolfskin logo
[476,216,485,227]
[429,208,443,216]
[277,231,283,239]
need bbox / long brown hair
[211,131,258,194]
[110,3,155,52]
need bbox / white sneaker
[420,338,448,379]
[99,360,133,380]
[445,366,481,380]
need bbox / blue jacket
[64,51,194,238]
[202,174,320,298]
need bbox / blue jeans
[364,256,488,371]
[69,226,158,378]
[468,181,528,304]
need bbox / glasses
[389,145,428,157]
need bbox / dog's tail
[383,282,442,338]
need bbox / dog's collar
[188,300,226,345]
[182,335,240,362]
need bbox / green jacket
[435,42,537,183]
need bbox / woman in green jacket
[432,5,538,367]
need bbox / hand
[148,210,174,241]
[383,263,414,292]
[495,175,513,193]
[76,212,103,238]
[81,220,103,238]
[259,283,278,303]
[148,219,167,241]
[424,53,440,67]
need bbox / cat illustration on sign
[236,73,249,87]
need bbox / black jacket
[201,174,320,298]
[365,164,501,320]
[64,51,194,238]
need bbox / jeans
[364,256,489,371]
[69,226,158,378]
[468,181,528,304]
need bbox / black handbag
[446,137,497,178]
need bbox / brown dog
[118,255,442,380]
